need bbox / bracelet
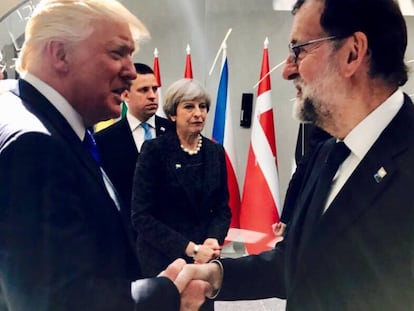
[192,244,200,257]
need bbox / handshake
[159,257,222,311]
[160,238,224,311]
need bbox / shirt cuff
[206,259,223,300]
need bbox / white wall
[2,0,414,205]
[122,0,414,204]
[127,0,300,203]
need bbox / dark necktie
[299,141,350,251]
[141,122,153,141]
[83,128,101,166]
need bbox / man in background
[95,63,173,217]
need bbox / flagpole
[252,59,285,89]
[209,28,232,76]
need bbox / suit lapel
[285,139,335,268]
[289,98,414,290]
[293,139,336,221]
[120,118,139,152]
[200,137,220,206]
[164,134,215,217]
[17,79,108,193]
[165,133,195,207]
[116,118,139,168]
[310,101,412,250]
[155,115,169,136]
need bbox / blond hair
[16,0,149,73]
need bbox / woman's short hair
[163,78,211,118]
[16,0,149,74]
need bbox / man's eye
[139,87,150,93]
[293,46,302,57]
[111,51,122,58]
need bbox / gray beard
[300,97,319,124]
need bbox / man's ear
[343,31,368,77]
[122,90,130,102]
[45,40,69,73]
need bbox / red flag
[184,44,193,78]
[153,48,166,117]
[239,37,281,254]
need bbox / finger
[180,280,209,311]
[159,258,186,280]
[174,264,207,293]
[204,238,219,248]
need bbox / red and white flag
[239,37,281,254]
[153,48,166,118]
[184,44,193,79]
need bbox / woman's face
[171,99,208,136]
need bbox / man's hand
[159,259,211,311]
[175,262,222,296]
[159,258,187,281]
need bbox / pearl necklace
[180,135,202,155]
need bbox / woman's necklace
[180,134,202,155]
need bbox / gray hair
[163,78,211,118]
[16,0,149,74]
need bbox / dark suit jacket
[131,132,231,277]
[294,123,331,165]
[0,80,179,311]
[94,116,173,211]
[217,95,414,310]
[281,124,331,224]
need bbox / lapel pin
[175,163,181,169]
[374,167,387,183]
[160,127,165,132]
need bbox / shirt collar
[126,110,156,131]
[22,72,85,140]
[344,89,404,160]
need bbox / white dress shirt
[324,89,404,212]
[126,111,156,151]
[22,72,121,210]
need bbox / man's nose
[282,54,299,80]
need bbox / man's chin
[106,104,122,120]
[292,98,305,121]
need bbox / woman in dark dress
[131,78,231,311]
